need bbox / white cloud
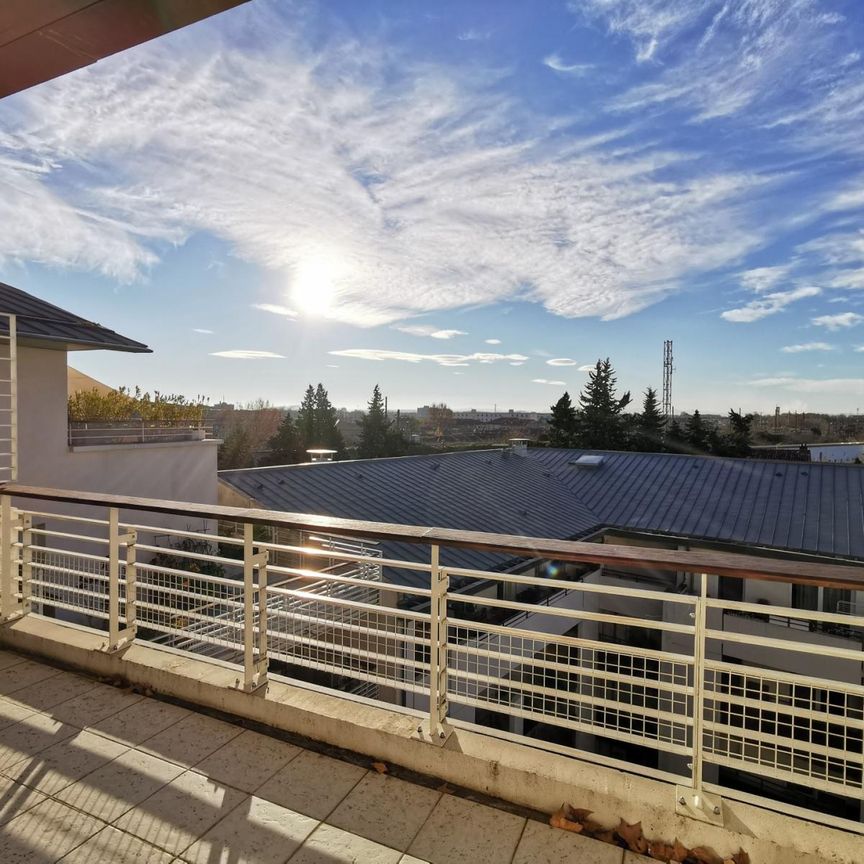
[546,358,578,366]
[329,348,528,367]
[577,364,596,372]
[252,303,297,319]
[855,346,864,352]
[484,338,501,345]
[0,5,773,326]
[509,361,524,366]
[394,325,468,339]
[780,342,834,353]
[193,328,214,334]
[210,350,285,359]
[739,265,793,293]
[811,312,864,330]
[721,286,820,323]
[749,375,864,395]
[532,378,567,385]
[543,54,593,75]
[457,29,491,42]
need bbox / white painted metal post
[0,496,17,620]
[107,507,136,651]
[691,572,708,793]
[243,522,268,691]
[425,544,451,743]
[8,314,16,483]
[20,512,31,617]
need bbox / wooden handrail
[2,483,863,590]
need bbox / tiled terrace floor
[0,648,643,863]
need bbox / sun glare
[291,254,342,316]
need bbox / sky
[2,0,864,415]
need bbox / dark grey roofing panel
[529,449,864,562]
[0,282,150,353]
[221,447,864,589]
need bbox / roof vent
[306,449,337,463]
[569,454,605,468]
[508,438,529,454]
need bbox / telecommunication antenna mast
[662,340,673,422]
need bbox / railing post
[0,495,25,622]
[106,507,136,652]
[243,522,268,692]
[418,544,451,745]
[8,313,16,482]
[676,572,723,824]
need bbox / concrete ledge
[1,615,860,864]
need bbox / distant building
[417,406,549,423]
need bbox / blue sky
[2,0,864,414]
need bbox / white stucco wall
[16,344,217,506]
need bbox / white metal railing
[0,314,16,482]
[0,485,862,833]
[68,420,210,446]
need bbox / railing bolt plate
[675,786,724,827]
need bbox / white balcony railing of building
[67,419,211,446]
[0,483,862,835]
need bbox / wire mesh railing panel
[29,548,111,620]
[448,619,694,755]
[703,660,864,797]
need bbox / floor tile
[59,825,174,864]
[0,797,105,863]
[408,794,526,864]
[192,728,300,793]
[56,748,185,823]
[51,684,143,727]
[3,671,100,713]
[113,769,247,855]
[329,772,441,852]
[399,857,431,864]
[136,712,244,768]
[0,697,37,731]
[182,795,319,864]
[0,711,78,771]
[0,659,61,695]
[87,698,190,747]
[0,649,25,671]
[622,853,656,863]
[0,773,46,827]
[254,749,366,821]
[288,823,402,864]
[513,820,624,864]
[2,728,129,795]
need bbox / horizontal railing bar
[6,483,864,589]
[27,510,110,527]
[442,565,699,605]
[705,628,864,662]
[715,599,864,629]
[122,523,234,543]
[449,615,695,667]
[458,594,696,634]
[704,694,864,730]
[266,584,431,622]
[257,540,433,573]
[703,658,864,697]
[29,528,110,544]
[133,543,244,568]
[267,564,431,597]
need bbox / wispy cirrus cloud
[210,350,285,359]
[0,3,777,326]
[811,311,864,330]
[252,303,297,319]
[393,325,467,339]
[193,328,214,334]
[543,54,593,75]
[329,348,528,367]
[749,375,864,395]
[546,358,579,366]
[484,338,501,345]
[781,342,834,353]
[532,378,567,385]
[721,286,820,323]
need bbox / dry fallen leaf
[371,761,388,774]
[549,805,584,834]
[691,845,720,864]
[616,820,649,854]
[648,840,676,861]
[732,849,750,864]
[593,829,617,844]
[672,838,691,862]
[436,782,451,794]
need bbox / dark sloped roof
[220,450,600,582]
[529,449,864,562]
[0,282,150,353]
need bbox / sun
[291,254,343,317]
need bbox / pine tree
[576,358,631,449]
[548,391,577,447]
[665,419,687,453]
[725,409,753,457]
[685,410,709,452]
[313,383,344,452]
[261,411,302,466]
[296,385,316,449]
[359,385,391,458]
[633,387,665,452]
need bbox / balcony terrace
[0,483,861,864]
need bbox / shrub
[68,386,207,423]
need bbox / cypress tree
[548,391,577,447]
[576,358,631,449]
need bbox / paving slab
[0,659,61,695]
[288,822,402,864]
[192,728,301,793]
[51,684,144,727]
[2,670,100,713]
[59,825,174,864]
[0,772,46,827]
[328,771,441,852]
[113,768,247,855]
[86,698,190,747]
[181,794,319,864]
[136,712,244,768]
[513,819,624,864]
[0,711,78,771]
[254,748,366,821]
[408,793,527,864]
